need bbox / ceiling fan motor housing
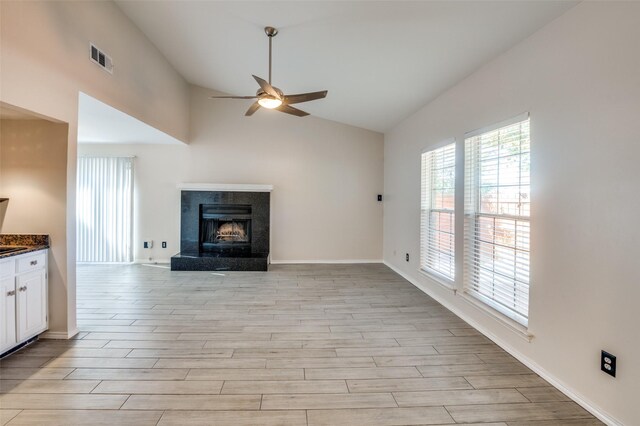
[256,88,284,98]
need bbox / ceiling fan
[210,26,328,117]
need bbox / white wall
[78,84,384,263]
[383,2,640,425]
[1,119,69,333]
[0,1,190,336]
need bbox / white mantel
[177,183,273,192]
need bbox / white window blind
[76,157,134,263]
[464,116,530,326]
[421,142,456,282]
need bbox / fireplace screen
[199,204,252,251]
[206,220,250,243]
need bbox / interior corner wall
[383,2,640,425]
[0,119,69,334]
[0,1,190,337]
[0,1,190,143]
[78,84,384,263]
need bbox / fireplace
[200,204,252,252]
[171,188,270,271]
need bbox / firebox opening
[215,221,249,242]
[199,204,252,252]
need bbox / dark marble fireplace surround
[170,190,270,271]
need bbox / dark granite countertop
[0,234,50,260]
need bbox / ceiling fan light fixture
[258,97,282,109]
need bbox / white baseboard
[41,327,78,340]
[134,259,171,264]
[140,263,171,269]
[270,259,383,265]
[383,260,622,426]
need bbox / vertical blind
[421,142,456,281]
[76,157,134,263]
[464,116,531,326]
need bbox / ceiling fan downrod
[265,26,278,85]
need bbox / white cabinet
[0,249,48,355]
[0,277,17,353]
[17,269,47,341]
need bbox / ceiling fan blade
[245,101,261,116]
[284,91,328,105]
[276,104,309,117]
[252,75,280,99]
[210,95,257,99]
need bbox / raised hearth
[171,187,270,271]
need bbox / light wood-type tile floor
[0,264,601,425]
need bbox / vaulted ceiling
[116,1,576,132]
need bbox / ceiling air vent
[89,43,113,74]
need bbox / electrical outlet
[162,241,167,248]
[601,350,616,377]
[377,194,383,202]
[405,253,410,262]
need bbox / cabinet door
[0,277,17,353]
[16,269,47,341]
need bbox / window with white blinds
[464,115,530,326]
[76,157,134,263]
[421,142,456,282]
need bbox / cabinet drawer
[0,259,15,279]
[16,252,46,274]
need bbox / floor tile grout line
[441,404,456,423]
[2,409,23,425]
[514,386,533,403]
[462,376,475,390]
[117,394,132,410]
[62,367,77,380]
[88,379,102,393]
[154,410,165,426]
[390,391,400,408]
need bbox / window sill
[419,268,456,294]
[459,291,534,342]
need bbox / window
[464,115,530,326]
[76,157,134,263]
[421,141,456,282]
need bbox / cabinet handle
[30,260,38,266]
[19,286,27,292]
[6,290,15,296]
